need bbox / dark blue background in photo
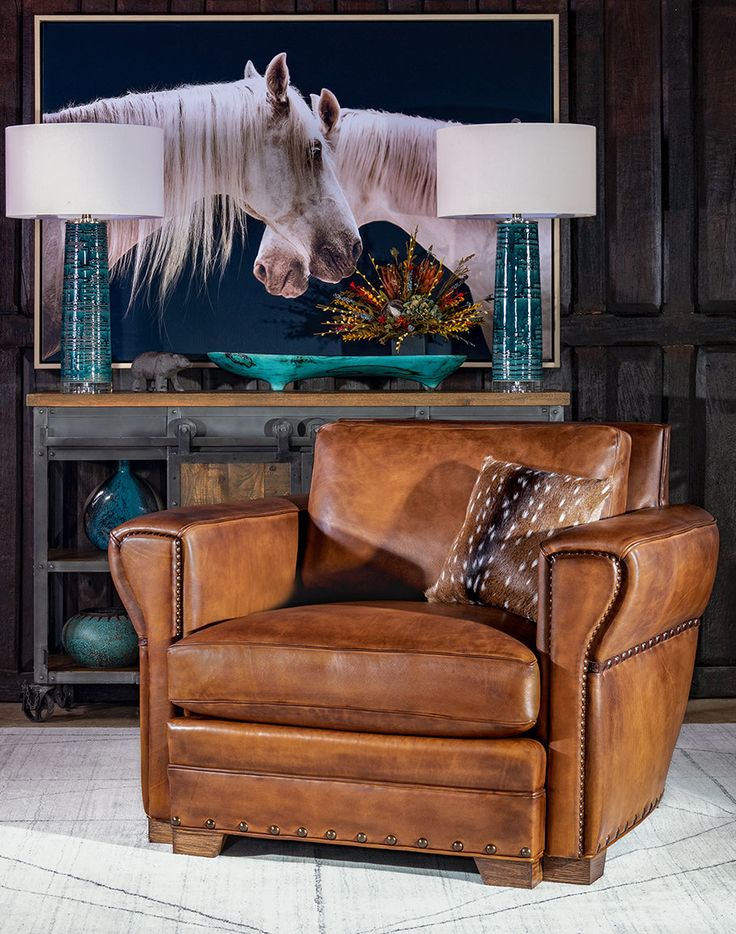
[40,18,553,363]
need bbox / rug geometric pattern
[0,724,734,933]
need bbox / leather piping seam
[659,434,669,506]
[173,508,298,537]
[586,619,700,673]
[545,549,623,859]
[171,642,537,666]
[170,699,537,729]
[593,789,664,855]
[167,764,547,797]
[616,517,716,558]
[111,507,297,543]
[541,516,716,563]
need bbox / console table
[24,391,569,719]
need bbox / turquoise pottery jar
[84,461,161,551]
[62,608,139,668]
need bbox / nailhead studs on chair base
[148,817,173,844]
[474,856,542,889]
[172,828,226,858]
[542,852,607,885]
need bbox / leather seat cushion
[168,601,540,738]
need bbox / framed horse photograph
[34,14,560,369]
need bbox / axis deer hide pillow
[425,457,612,621]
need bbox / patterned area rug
[0,724,734,933]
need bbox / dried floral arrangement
[318,231,486,349]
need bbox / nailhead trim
[118,530,184,639]
[174,538,183,638]
[586,619,700,673]
[546,550,624,859]
[595,790,664,853]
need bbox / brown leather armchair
[109,421,718,888]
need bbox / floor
[1,723,735,933]
[1,698,735,727]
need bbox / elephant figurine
[131,352,192,392]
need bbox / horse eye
[311,140,322,160]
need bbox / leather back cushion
[608,423,670,510]
[302,421,632,599]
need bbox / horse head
[252,83,346,297]
[244,55,361,284]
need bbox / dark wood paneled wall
[0,0,734,699]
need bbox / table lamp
[436,122,596,388]
[5,123,164,393]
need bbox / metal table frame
[25,393,566,719]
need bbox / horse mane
[336,109,451,216]
[44,76,317,306]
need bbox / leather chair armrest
[109,497,301,640]
[537,505,718,860]
[108,497,300,822]
[538,505,718,659]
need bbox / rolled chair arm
[110,497,301,639]
[537,505,718,860]
[108,497,301,820]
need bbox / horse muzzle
[311,237,362,283]
[254,257,310,298]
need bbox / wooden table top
[27,391,570,408]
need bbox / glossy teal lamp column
[492,216,543,384]
[5,123,164,393]
[436,122,597,389]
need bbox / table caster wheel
[20,684,56,722]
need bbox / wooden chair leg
[172,828,226,858]
[474,856,542,889]
[542,852,606,885]
[148,817,173,844]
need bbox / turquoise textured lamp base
[60,220,113,394]
[491,219,543,388]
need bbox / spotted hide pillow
[425,458,612,621]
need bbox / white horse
[42,54,361,329]
[254,95,553,352]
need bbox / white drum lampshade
[436,122,596,387]
[436,122,596,219]
[5,122,164,219]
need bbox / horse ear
[316,87,341,138]
[244,60,259,79]
[265,52,290,107]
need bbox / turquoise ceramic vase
[84,461,160,551]
[62,608,138,668]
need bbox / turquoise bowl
[62,608,139,669]
[208,353,467,391]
